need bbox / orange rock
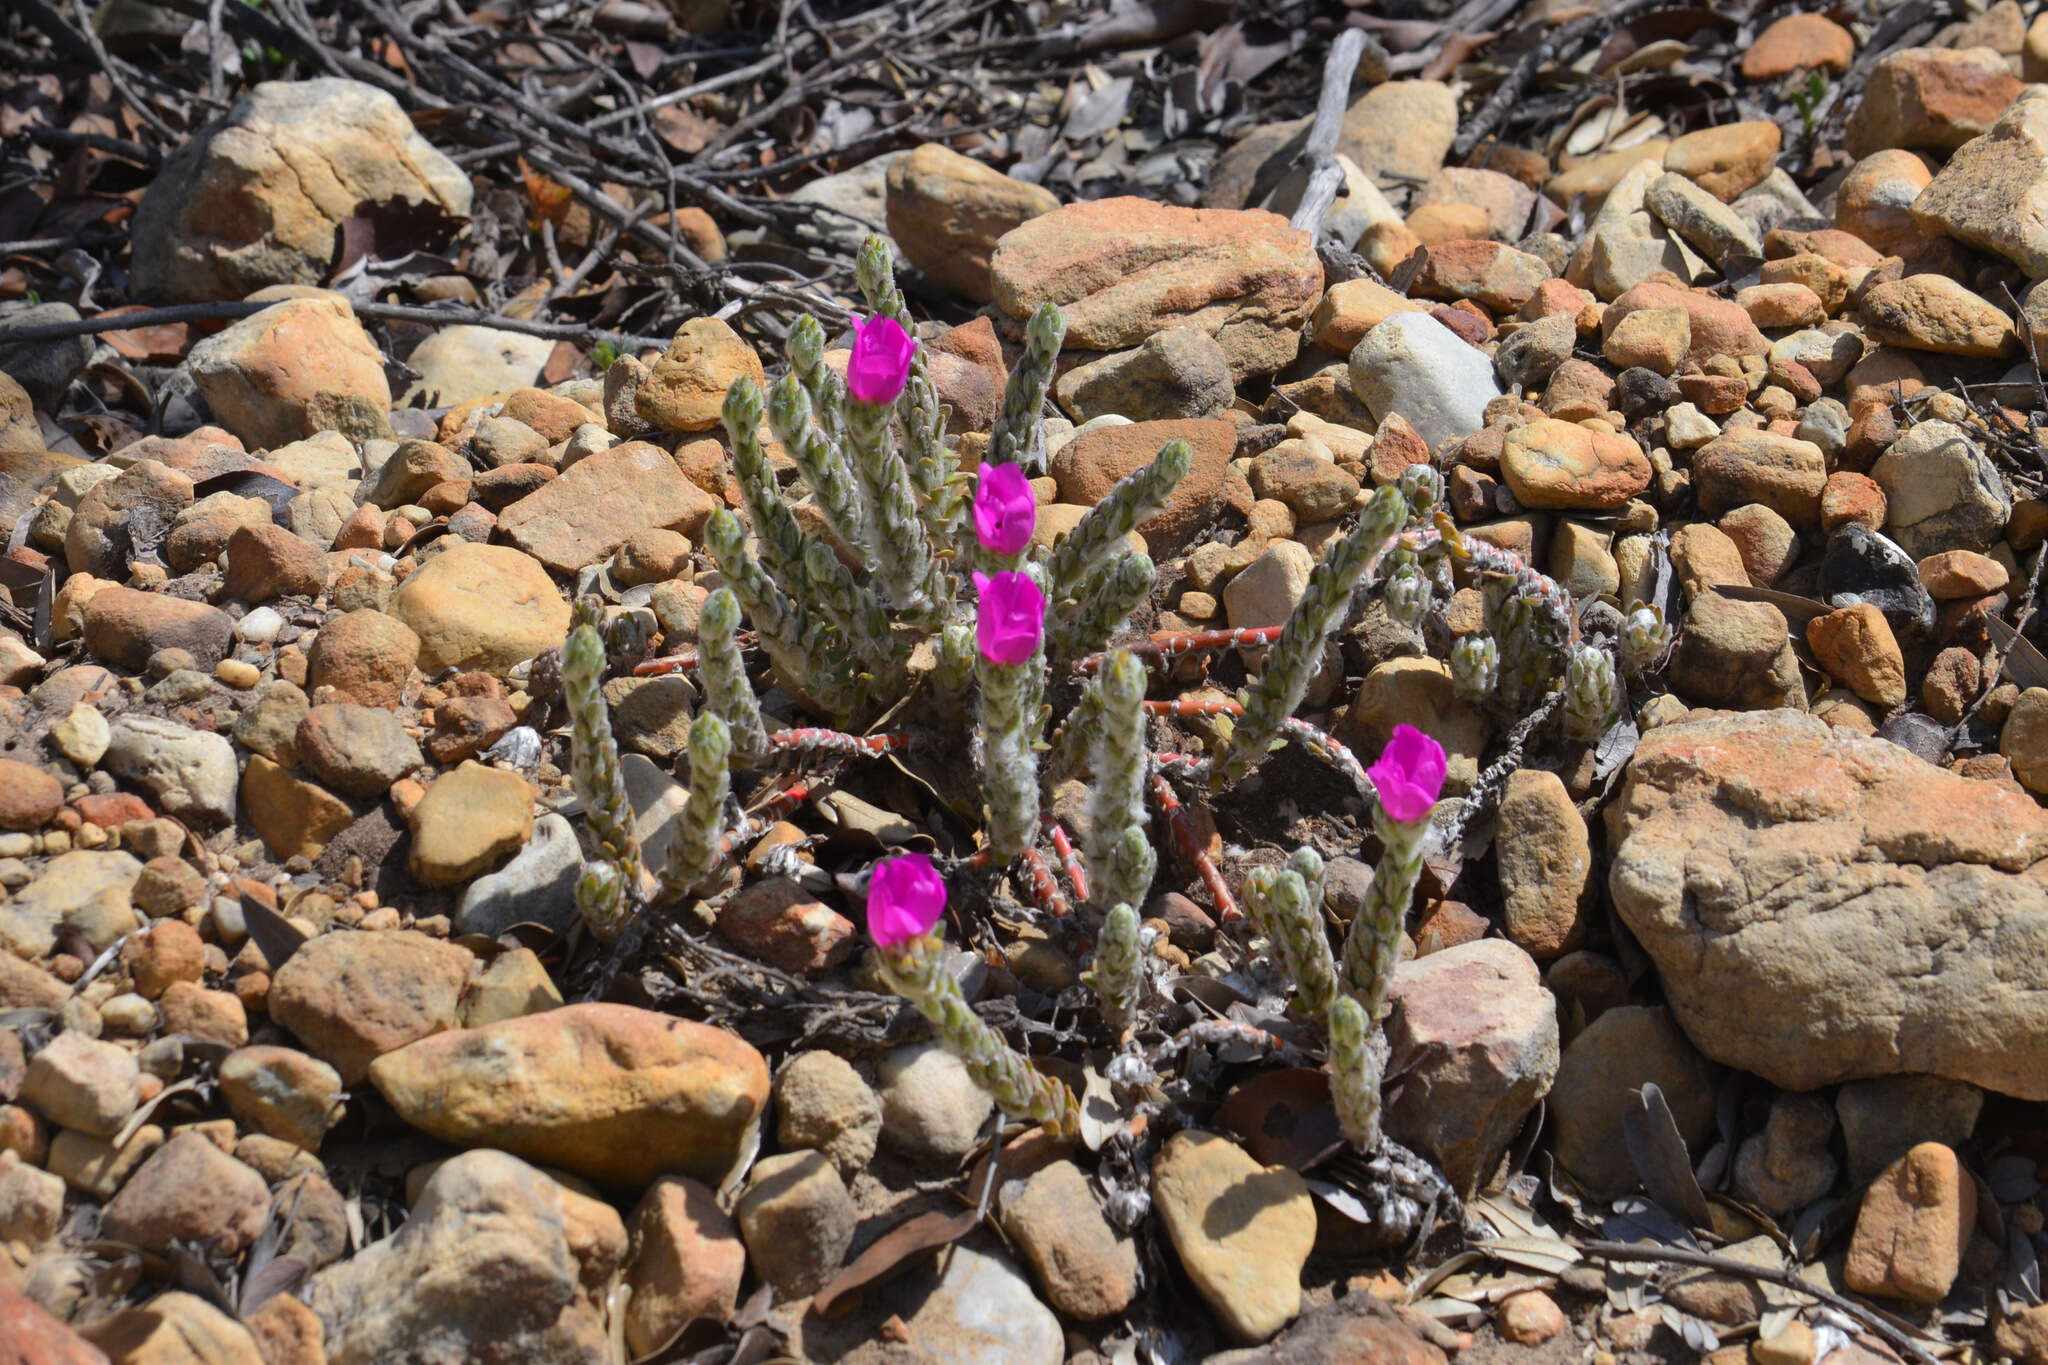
[1846,47,2024,158]
[1806,603,1907,708]
[1742,13,1855,81]
[989,198,1321,381]
[1048,418,1235,555]
[369,1003,770,1189]
[1845,1143,1976,1302]
[1663,121,1781,200]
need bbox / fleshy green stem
[989,302,1065,473]
[879,928,1079,1135]
[1338,802,1432,1023]
[1083,903,1143,1033]
[1216,487,1407,786]
[1327,993,1384,1148]
[1086,650,1153,912]
[695,588,768,764]
[562,616,643,940]
[659,712,730,901]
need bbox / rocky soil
[10,2,2048,1364]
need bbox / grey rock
[457,813,583,938]
[1348,311,1499,452]
[1494,311,1576,391]
[1549,1005,1718,1198]
[1730,1093,1838,1215]
[105,715,238,824]
[780,150,906,254]
[1645,172,1763,266]
[1837,1075,1984,1183]
[0,303,93,409]
[888,1244,1062,1365]
[1053,327,1235,423]
[305,1149,617,1365]
[734,1150,855,1299]
[774,1050,881,1178]
[1384,939,1559,1196]
[876,1040,993,1165]
[0,850,143,958]
[1871,418,2012,557]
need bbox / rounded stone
[734,1150,855,1299]
[876,1040,994,1165]
[775,1050,881,1177]
[387,542,571,676]
[1499,419,1650,510]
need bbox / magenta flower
[846,314,915,405]
[974,463,1037,556]
[868,851,946,948]
[972,570,1045,666]
[1368,724,1446,823]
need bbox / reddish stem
[1019,845,1071,918]
[1150,772,1237,922]
[1045,819,1089,904]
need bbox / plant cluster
[559,234,1673,1170]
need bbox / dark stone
[1818,522,1935,645]
[1614,367,1680,422]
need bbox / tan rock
[1807,604,1908,709]
[1861,274,2017,357]
[635,317,767,433]
[241,756,354,863]
[83,1291,263,1365]
[885,143,1058,303]
[1151,1130,1315,1344]
[1310,278,1428,354]
[131,79,470,303]
[990,199,1322,381]
[369,1003,769,1187]
[1499,419,1650,510]
[387,542,570,675]
[1692,430,1828,523]
[269,929,471,1085]
[1743,13,1855,80]
[1912,90,2048,278]
[1497,769,1593,958]
[407,761,533,887]
[1402,240,1552,314]
[499,441,718,573]
[1663,121,1782,201]
[186,294,392,447]
[1611,710,2048,1095]
[1046,417,1233,555]
[624,1176,744,1355]
[1337,81,1458,187]
[1837,149,1938,258]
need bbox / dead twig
[1574,1241,1943,1365]
[0,299,672,353]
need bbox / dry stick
[1289,28,1369,238]
[1572,1242,1943,1365]
[0,299,674,353]
[1450,0,1664,162]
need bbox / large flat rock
[1607,710,2048,1097]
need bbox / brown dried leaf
[808,1209,979,1315]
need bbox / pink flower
[973,463,1036,556]
[972,570,1045,666]
[868,852,946,948]
[846,314,915,405]
[1368,724,1446,823]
